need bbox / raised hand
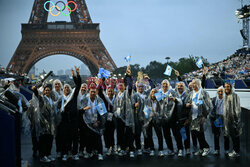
[203,66,207,75]
[75,66,80,75]
[175,70,180,77]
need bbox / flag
[239,69,247,74]
[95,102,107,116]
[164,65,172,76]
[98,68,111,79]
[154,91,166,102]
[124,54,131,63]
[143,106,151,119]
[180,126,187,140]
[225,79,235,87]
[214,117,224,127]
[18,98,23,113]
[196,57,203,68]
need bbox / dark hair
[44,84,52,90]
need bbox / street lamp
[165,57,170,63]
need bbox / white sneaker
[40,156,51,163]
[178,150,183,157]
[213,150,219,155]
[194,149,202,156]
[228,150,240,158]
[72,154,79,160]
[98,154,104,161]
[137,149,143,156]
[106,147,112,156]
[62,154,68,161]
[48,155,55,161]
[193,146,198,154]
[158,151,164,157]
[129,151,135,158]
[149,150,155,156]
[202,148,210,157]
[118,150,125,156]
[167,150,175,156]
[117,146,121,152]
[186,149,191,156]
[143,148,151,154]
[84,153,93,159]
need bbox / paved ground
[20,105,250,167]
[21,124,250,167]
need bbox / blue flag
[124,54,131,63]
[154,91,166,102]
[164,65,172,76]
[196,57,203,68]
[18,98,23,113]
[214,117,224,127]
[239,69,247,74]
[143,106,151,119]
[180,126,187,140]
[95,102,107,116]
[98,68,111,79]
[225,79,235,87]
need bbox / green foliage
[113,55,210,79]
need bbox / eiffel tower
[7,0,117,75]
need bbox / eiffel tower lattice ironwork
[7,0,117,75]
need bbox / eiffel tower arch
[7,0,117,75]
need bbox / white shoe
[137,149,143,156]
[149,150,155,156]
[167,150,175,156]
[143,148,150,154]
[62,154,68,161]
[40,156,51,163]
[84,153,93,159]
[106,147,112,156]
[129,151,135,158]
[194,149,202,156]
[228,150,240,158]
[118,150,125,156]
[158,151,164,157]
[202,148,210,157]
[117,146,121,152]
[72,154,79,160]
[98,154,104,161]
[48,155,55,161]
[178,150,183,157]
[193,146,198,154]
[213,150,219,155]
[186,149,191,155]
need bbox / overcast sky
[0,0,247,73]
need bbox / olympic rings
[55,1,66,11]
[44,1,55,12]
[61,6,72,17]
[43,0,77,16]
[66,1,77,12]
[49,5,60,17]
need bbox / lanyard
[44,96,53,107]
[88,97,97,114]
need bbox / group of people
[183,54,250,80]
[26,66,242,163]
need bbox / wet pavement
[20,107,250,167]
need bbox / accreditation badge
[117,107,121,116]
